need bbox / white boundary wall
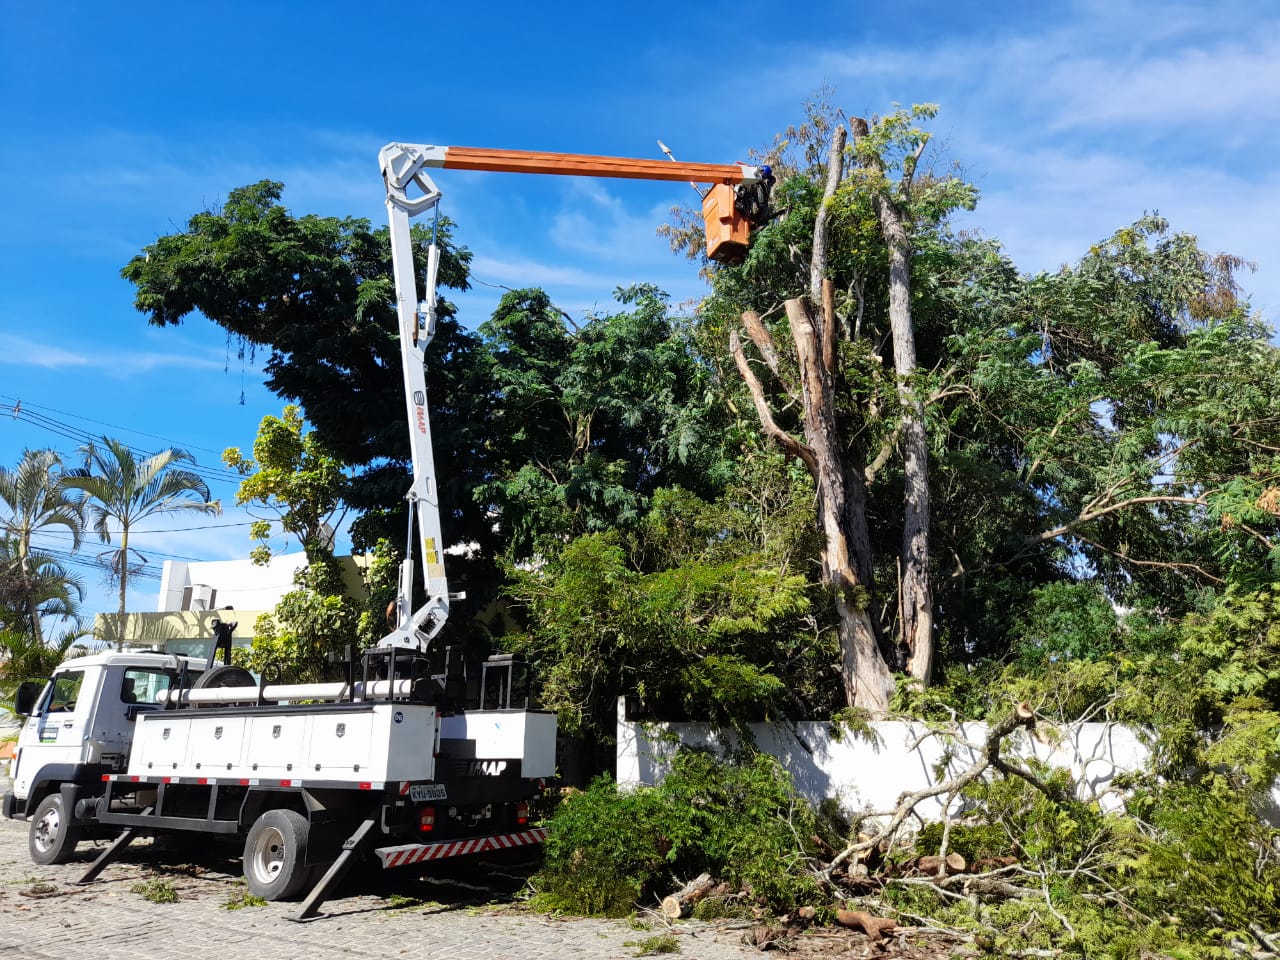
[616,698,1150,819]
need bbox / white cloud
[0,332,227,374]
[1038,34,1280,131]
[739,4,1280,321]
[468,254,628,291]
[0,335,92,368]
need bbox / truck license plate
[409,783,448,802]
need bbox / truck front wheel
[29,794,80,865]
[243,808,311,900]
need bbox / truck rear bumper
[376,826,547,868]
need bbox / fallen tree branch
[826,703,1038,877]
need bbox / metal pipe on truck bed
[156,678,421,705]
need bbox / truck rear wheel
[29,794,80,865]
[243,808,311,900]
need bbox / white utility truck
[2,144,564,919]
[4,141,767,918]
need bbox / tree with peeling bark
[721,105,976,711]
[847,107,955,687]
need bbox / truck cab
[5,650,205,830]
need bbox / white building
[93,552,368,657]
[156,553,309,614]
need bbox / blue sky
[2,0,1277,623]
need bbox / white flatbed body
[128,701,440,784]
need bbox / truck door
[84,667,174,768]
[13,669,93,800]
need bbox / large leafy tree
[479,283,735,560]
[941,217,1278,607]
[0,449,84,644]
[121,181,489,562]
[66,439,220,648]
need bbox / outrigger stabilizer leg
[76,806,154,885]
[287,814,382,921]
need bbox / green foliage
[0,541,83,646]
[1011,582,1119,666]
[223,887,267,910]
[478,285,735,561]
[239,562,359,682]
[883,577,1280,957]
[504,493,819,736]
[1179,585,1280,702]
[0,626,84,684]
[354,537,400,647]
[533,750,827,916]
[64,438,219,633]
[1114,781,1280,936]
[915,821,1013,863]
[121,180,493,579]
[223,405,346,564]
[0,449,85,645]
[532,780,674,916]
[623,935,679,956]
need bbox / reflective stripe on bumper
[376,827,548,868]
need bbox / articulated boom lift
[2,141,772,919]
[378,141,772,655]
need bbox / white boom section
[378,143,452,653]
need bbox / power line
[0,393,226,457]
[34,520,256,535]
[27,547,162,582]
[30,530,227,565]
[2,402,246,488]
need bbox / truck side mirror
[14,681,40,717]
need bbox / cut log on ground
[835,909,897,942]
[916,852,967,876]
[661,872,716,919]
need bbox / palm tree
[0,539,83,630]
[65,438,220,650]
[0,449,84,644]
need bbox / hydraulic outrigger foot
[287,816,381,922]
[76,806,153,885]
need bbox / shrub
[532,748,828,915]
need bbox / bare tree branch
[827,704,1039,876]
[1028,494,1208,547]
[810,124,848,309]
[730,327,818,475]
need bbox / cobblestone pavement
[0,785,758,960]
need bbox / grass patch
[130,878,179,904]
[384,893,428,910]
[223,887,267,910]
[624,934,679,956]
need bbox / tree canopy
[120,107,1280,730]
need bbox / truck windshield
[39,670,84,714]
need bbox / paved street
[0,788,756,960]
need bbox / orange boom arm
[438,146,754,186]
[382,142,771,263]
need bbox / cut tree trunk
[786,298,895,713]
[661,872,716,920]
[915,852,967,876]
[852,116,934,685]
